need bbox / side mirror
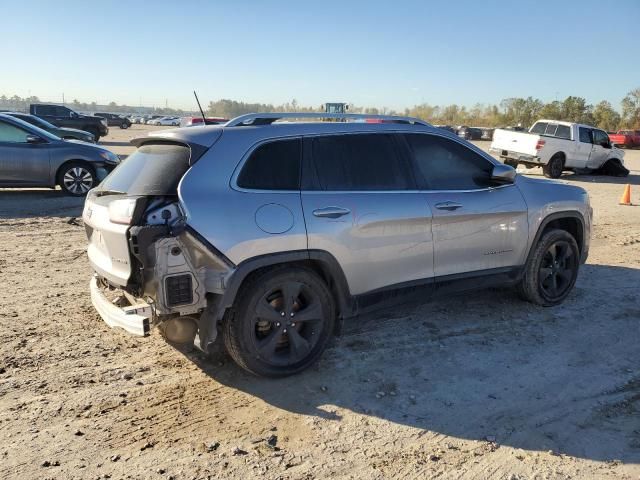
[26,134,44,144]
[491,163,516,184]
[600,141,611,149]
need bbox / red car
[608,130,640,148]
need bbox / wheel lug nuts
[280,312,285,317]
[290,312,295,317]
[276,322,280,327]
[291,323,296,327]
[283,329,287,333]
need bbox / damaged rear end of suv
[83,129,231,350]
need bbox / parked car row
[435,125,495,140]
[29,104,108,141]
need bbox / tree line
[2,87,639,131]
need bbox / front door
[301,132,434,296]
[400,132,529,278]
[0,119,51,185]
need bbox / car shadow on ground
[0,189,84,219]
[564,172,640,186]
[179,263,640,463]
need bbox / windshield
[98,143,191,196]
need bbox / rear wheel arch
[220,250,353,324]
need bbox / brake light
[535,139,546,150]
[108,198,137,225]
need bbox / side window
[35,105,55,116]
[55,106,71,117]
[544,124,558,136]
[555,125,571,140]
[0,121,31,143]
[530,122,547,134]
[405,133,494,190]
[593,130,609,146]
[579,127,592,144]
[237,138,301,190]
[309,134,414,191]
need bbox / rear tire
[57,161,96,196]
[517,229,580,306]
[223,266,336,377]
[543,154,564,178]
[504,159,518,168]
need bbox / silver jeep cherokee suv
[83,112,591,377]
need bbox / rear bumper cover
[90,276,152,336]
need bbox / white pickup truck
[490,119,626,178]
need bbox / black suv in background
[94,112,131,129]
[29,104,109,141]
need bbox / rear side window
[99,143,190,195]
[237,138,301,190]
[579,127,592,143]
[404,134,494,190]
[530,122,547,134]
[309,134,414,191]
[556,125,571,140]
[544,124,558,136]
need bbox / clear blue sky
[1,0,638,111]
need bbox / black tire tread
[517,229,579,306]
[223,265,335,377]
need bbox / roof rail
[225,112,431,127]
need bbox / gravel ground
[0,126,639,479]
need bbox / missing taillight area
[165,274,193,307]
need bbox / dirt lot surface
[1,125,639,479]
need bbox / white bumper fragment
[90,276,152,336]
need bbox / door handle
[312,206,351,219]
[434,201,463,211]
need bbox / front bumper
[90,276,152,336]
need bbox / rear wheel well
[540,217,583,254]
[229,258,350,322]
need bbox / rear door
[0,119,51,185]
[401,132,528,277]
[301,132,434,296]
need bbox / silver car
[83,112,592,377]
[0,113,120,195]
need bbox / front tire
[543,154,564,178]
[517,229,580,306]
[223,266,336,377]
[58,162,96,196]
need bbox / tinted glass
[579,127,592,143]
[99,143,190,195]
[35,105,55,116]
[593,130,609,145]
[530,122,547,134]
[0,121,30,143]
[556,125,571,139]
[237,139,301,190]
[310,134,413,191]
[544,124,558,136]
[405,134,494,190]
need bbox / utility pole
[62,92,65,105]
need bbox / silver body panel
[84,114,592,334]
